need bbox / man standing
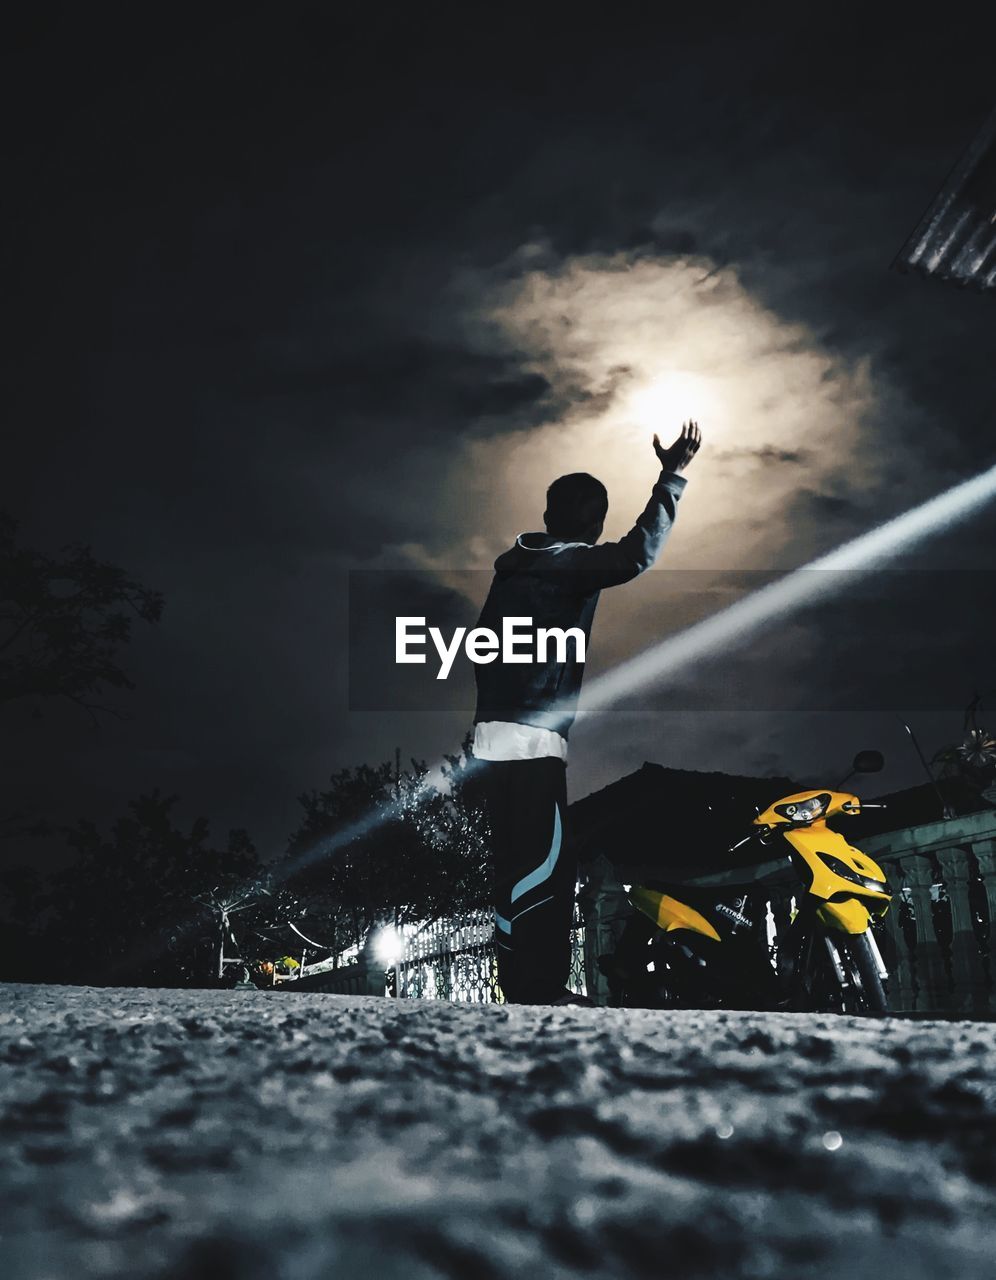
[472,423,702,1005]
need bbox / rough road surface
[2,985,995,1280]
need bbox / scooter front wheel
[791,929,889,1016]
[841,932,888,1016]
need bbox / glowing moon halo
[619,370,720,440]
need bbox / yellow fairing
[782,823,891,935]
[816,899,873,935]
[629,887,721,942]
[784,826,889,899]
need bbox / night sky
[4,7,995,861]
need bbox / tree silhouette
[275,740,491,957]
[0,510,163,721]
[0,738,492,985]
[22,792,262,986]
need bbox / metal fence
[395,912,500,1002]
[291,901,588,1002]
[393,902,588,1002]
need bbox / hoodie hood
[494,532,590,576]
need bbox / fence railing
[288,904,588,1002]
[859,810,996,1017]
[395,912,500,1002]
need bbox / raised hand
[653,421,702,473]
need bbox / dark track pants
[481,757,575,1005]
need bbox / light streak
[575,461,996,720]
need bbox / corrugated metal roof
[893,106,996,293]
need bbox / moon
[621,371,720,441]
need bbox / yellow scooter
[600,752,893,1015]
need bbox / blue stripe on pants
[510,802,562,904]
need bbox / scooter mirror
[853,749,885,774]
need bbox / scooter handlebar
[728,826,775,854]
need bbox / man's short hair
[545,472,608,539]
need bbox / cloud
[793,488,866,521]
[713,445,811,465]
[427,246,888,574]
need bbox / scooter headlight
[775,793,829,824]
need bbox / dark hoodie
[473,469,687,739]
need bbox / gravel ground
[1,985,995,1280]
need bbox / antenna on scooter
[899,718,954,820]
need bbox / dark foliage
[2,793,263,986]
[0,741,491,986]
[0,510,163,720]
